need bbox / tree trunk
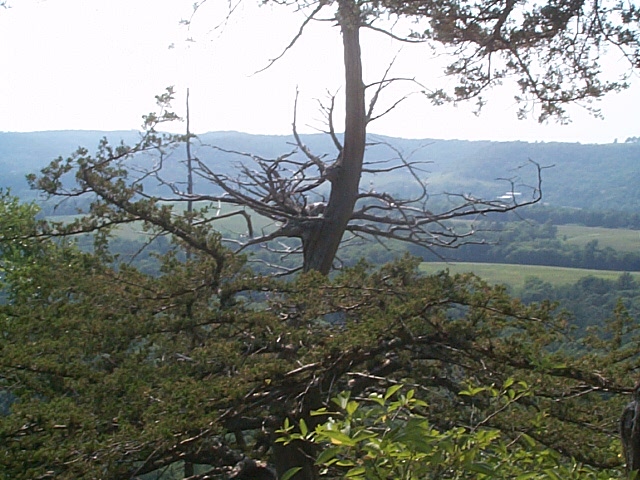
[302,0,366,275]
[273,2,366,477]
[272,387,324,480]
[272,439,319,480]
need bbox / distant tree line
[102,216,639,275]
[514,206,640,229]
[417,220,640,271]
[517,272,640,334]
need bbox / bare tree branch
[254,1,327,74]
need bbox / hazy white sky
[1,0,638,143]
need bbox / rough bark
[302,0,366,275]
[272,4,367,474]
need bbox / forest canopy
[0,187,638,478]
[2,0,640,478]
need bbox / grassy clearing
[419,262,640,290]
[48,202,276,242]
[557,225,640,252]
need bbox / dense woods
[2,0,640,477]
[4,131,640,215]
[420,219,640,271]
[1,186,639,479]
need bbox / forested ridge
[1,128,640,480]
[1,128,640,478]
[2,130,640,212]
[3,0,640,476]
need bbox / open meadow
[557,224,640,252]
[419,261,640,290]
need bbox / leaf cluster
[1,188,639,477]
[278,384,621,479]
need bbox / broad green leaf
[345,466,366,477]
[384,384,403,400]
[465,462,495,476]
[323,430,357,446]
[520,433,537,448]
[280,467,302,480]
[315,446,341,465]
[460,386,486,396]
[299,418,308,436]
[346,400,359,416]
[333,391,351,410]
[543,469,562,480]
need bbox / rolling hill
[1,130,639,212]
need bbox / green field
[49,202,275,242]
[557,224,640,252]
[419,262,640,290]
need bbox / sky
[1,0,639,143]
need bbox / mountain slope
[1,130,638,211]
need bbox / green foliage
[420,220,640,271]
[1,186,638,478]
[0,191,277,478]
[0,189,44,272]
[278,385,621,479]
[419,262,640,289]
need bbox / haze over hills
[1,130,639,212]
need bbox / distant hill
[1,130,639,211]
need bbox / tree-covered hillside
[3,0,640,475]
[2,131,639,212]
[0,190,635,479]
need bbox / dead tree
[143,89,544,276]
[148,0,639,275]
[27,0,640,473]
[32,0,640,276]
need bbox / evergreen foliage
[1,189,638,477]
[2,0,640,473]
